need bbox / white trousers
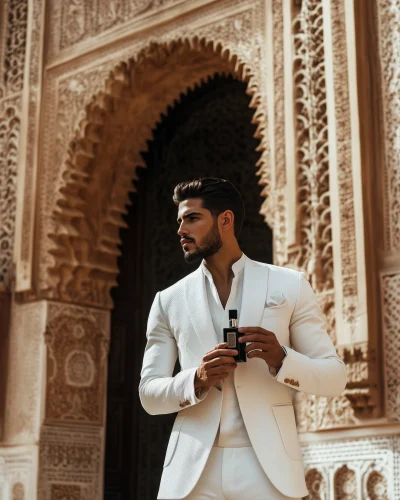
[183,447,301,500]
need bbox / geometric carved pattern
[38,425,102,500]
[302,434,399,499]
[45,303,110,424]
[45,38,268,309]
[328,0,358,301]
[382,274,400,420]
[377,0,400,250]
[295,390,357,433]
[0,99,20,291]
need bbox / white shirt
[201,253,251,448]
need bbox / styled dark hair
[173,177,245,238]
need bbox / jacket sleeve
[139,292,206,415]
[275,272,347,396]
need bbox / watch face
[227,331,237,348]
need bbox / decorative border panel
[377,0,400,251]
[301,434,400,499]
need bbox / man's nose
[177,223,187,236]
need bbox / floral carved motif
[0,98,20,291]
[58,0,183,50]
[0,0,28,97]
[45,303,110,424]
[287,0,333,294]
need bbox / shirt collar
[201,253,246,279]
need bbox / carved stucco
[381,274,400,421]
[0,97,20,291]
[38,0,269,308]
[377,0,400,251]
[0,0,28,292]
[45,302,110,424]
[38,425,102,500]
[301,435,399,499]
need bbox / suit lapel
[239,258,270,328]
[184,267,219,353]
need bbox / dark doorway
[104,74,273,499]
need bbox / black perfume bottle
[223,310,246,362]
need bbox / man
[139,178,347,499]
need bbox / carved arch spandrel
[43,38,269,308]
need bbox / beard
[183,221,222,263]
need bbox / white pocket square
[265,292,286,308]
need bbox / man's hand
[194,343,238,389]
[238,327,286,370]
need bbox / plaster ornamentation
[382,274,400,420]
[56,0,183,51]
[334,465,357,500]
[287,0,333,296]
[0,97,21,291]
[39,2,268,308]
[0,0,28,97]
[305,468,324,500]
[15,0,46,292]
[328,0,357,300]
[45,302,110,424]
[295,391,357,433]
[301,435,399,499]
[38,425,102,500]
[272,0,285,190]
[377,0,400,250]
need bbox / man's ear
[220,210,235,232]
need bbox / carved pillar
[376,0,400,421]
[38,302,110,499]
[14,0,46,292]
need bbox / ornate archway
[43,38,270,309]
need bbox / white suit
[139,257,347,499]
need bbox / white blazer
[139,257,347,499]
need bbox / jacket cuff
[274,346,301,389]
[180,367,209,407]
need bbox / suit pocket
[271,403,302,461]
[163,415,185,467]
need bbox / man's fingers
[208,364,237,376]
[206,356,238,368]
[245,342,269,353]
[239,334,275,344]
[238,327,274,335]
[204,349,238,361]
